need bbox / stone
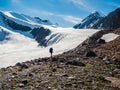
[105,77,120,89]
[62,74,69,77]
[85,50,97,57]
[97,39,105,44]
[21,80,28,85]
[52,68,57,72]
[113,59,120,65]
[18,83,24,87]
[66,60,85,66]
[28,73,33,77]
[15,63,29,69]
[10,80,17,85]
[103,56,109,61]
[65,83,72,87]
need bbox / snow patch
[4,11,15,18]
[101,33,119,42]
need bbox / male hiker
[49,47,53,67]
[49,47,53,58]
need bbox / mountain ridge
[0,10,59,46]
[74,8,120,30]
[74,11,104,29]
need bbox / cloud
[26,8,54,16]
[62,15,82,24]
[53,14,82,24]
[11,0,24,8]
[11,0,21,4]
[108,2,120,7]
[39,11,54,16]
[67,0,93,12]
[10,0,54,17]
[69,0,85,7]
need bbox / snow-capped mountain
[73,11,104,29]
[0,10,58,46]
[74,8,120,30]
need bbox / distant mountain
[74,11,104,29]
[74,8,120,30]
[0,10,58,46]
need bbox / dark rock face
[6,19,31,31]
[0,28,9,41]
[100,8,120,29]
[74,8,120,30]
[31,27,51,46]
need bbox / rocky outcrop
[31,27,51,46]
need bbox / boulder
[85,50,97,57]
[15,63,29,69]
[97,39,105,44]
[113,59,120,65]
[66,60,85,66]
[21,80,28,85]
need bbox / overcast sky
[0,0,120,27]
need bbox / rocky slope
[74,8,120,30]
[0,28,119,90]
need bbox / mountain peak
[91,11,105,17]
[73,11,103,29]
[91,11,100,14]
